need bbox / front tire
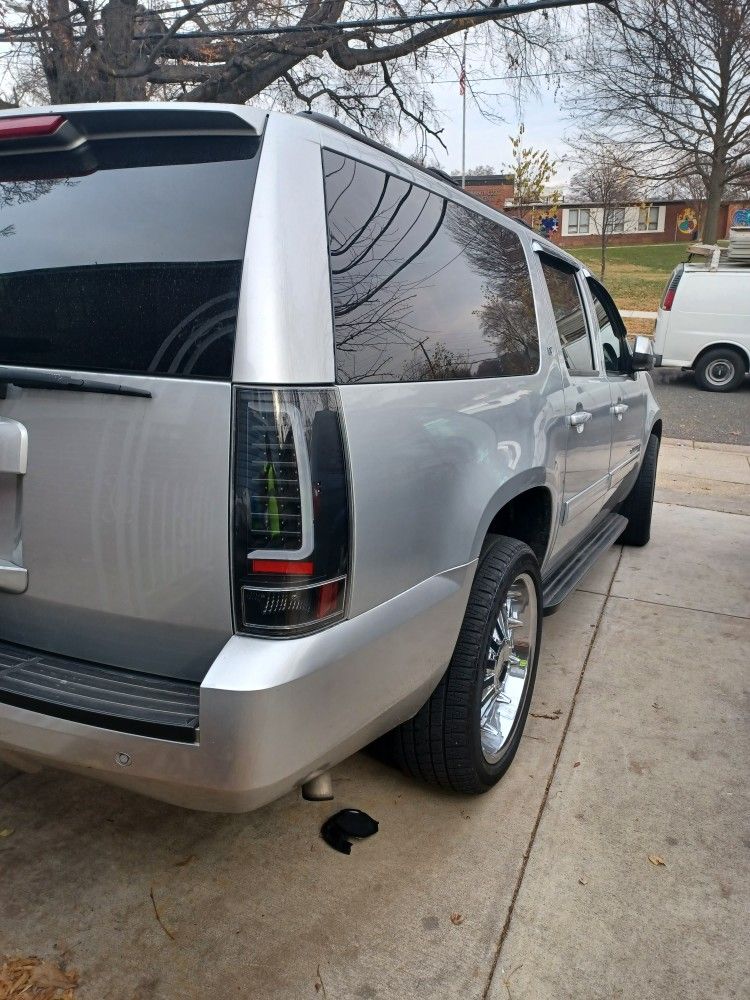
[694,348,745,392]
[619,433,659,546]
[391,536,542,794]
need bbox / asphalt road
[651,366,750,444]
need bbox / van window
[0,135,259,378]
[322,151,539,383]
[540,259,596,373]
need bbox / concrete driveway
[1,439,748,1000]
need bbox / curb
[662,436,750,455]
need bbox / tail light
[232,387,350,636]
[661,264,684,311]
[0,115,65,141]
[0,114,94,181]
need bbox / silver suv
[0,105,660,811]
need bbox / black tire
[694,347,745,392]
[618,433,659,546]
[389,536,542,794]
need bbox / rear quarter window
[322,150,539,383]
[0,134,259,378]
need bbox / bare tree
[0,1,599,148]
[568,0,750,243]
[568,140,639,279]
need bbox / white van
[653,254,750,392]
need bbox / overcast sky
[393,58,574,186]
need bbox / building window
[610,208,626,233]
[638,205,660,231]
[567,208,590,235]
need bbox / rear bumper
[0,561,475,811]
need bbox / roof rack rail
[424,165,460,187]
[297,110,460,188]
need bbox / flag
[459,64,466,96]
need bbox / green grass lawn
[575,242,690,314]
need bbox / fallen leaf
[0,955,79,999]
[530,712,560,721]
[648,854,666,867]
[29,961,78,990]
[174,854,196,868]
[0,828,13,838]
[578,875,589,886]
[573,761,581,768]
[450,912,464,925]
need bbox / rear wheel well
[485,487,552,565]
[651,419,663,440]
[692,342,749,373]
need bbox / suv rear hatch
[0,108,262,682]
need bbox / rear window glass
[322,150,539,383]
[0,134,259,378]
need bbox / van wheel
[618,433,659,546]
[694,348,745,392]
[391,537,542,794]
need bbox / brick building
[459,173,514,213]
[462,175,750,247]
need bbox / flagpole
[461,31,467,189]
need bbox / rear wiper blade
[0,369,151,398]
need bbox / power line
[0,0,605,47]
[131,0,608,40]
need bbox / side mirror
[630,335,655,373]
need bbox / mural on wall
[732,208,750,227]
[676,207,698,235]
[538,208,558,236]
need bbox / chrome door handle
[0,560,28,595]
[568,410,592,432]
[0,417,28,475]
[611,402,629,421]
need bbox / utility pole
[460,31,467,189]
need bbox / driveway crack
[481,548,624,1000]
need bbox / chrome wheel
[480,572,537,764]
[705,358,736,387]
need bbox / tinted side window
[323,151,539,383]
[0,136,259,378]
[540,260,596,373]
